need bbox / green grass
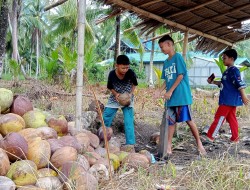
[1,73,25,80]
[245,86,250,94]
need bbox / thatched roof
[97,0,250,54]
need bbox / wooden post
[183,31,189,61]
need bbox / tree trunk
[113,15,120,66]
[35,29,40,78]
[0,0,9,78]
[149,32,155,87]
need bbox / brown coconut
[123,153,150,169]
[22,110,47,129]
[120,144,135,153]
[35,177,62,190]
[0,176,15,190]
[47,138,64,154]
[150,132,160,145]
[59,161,87,183]
[0,88,13,114]
[85,132,100,149]
[10,95,33,116]
[89,164,109,182]
[94,146,107,157]
[50,146,78,169]
[139,150,152,163]
[18,128,40,143]
[77,154,90,171]
[0,148,10,176]
[117,93,131,106]
[47,115,68,136]
[64,172,98,190]
[0,132,28,162]
[27,137,51,169]
[0,113,25,136]
[83,152,101,166]
[59,135,82,153]
[7,160,38,186]
[36,126,58,140]
[97,127,113,142]
[75,132,90,151]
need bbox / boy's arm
[164,74,183,99]
[154,81,166,98]
[239,88,249,105]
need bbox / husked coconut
[7,160,38,186]
[50,146,77,169]
[0,148,10,176]
[27,137,51,169]
[117,93,131,106]
[83,152,101,166]
[0,113,25,135]
[47,138,64,154]
[0,176,15,190]
[0,132,28,162]
[59,135,82,153]
[22,110,47,129]
[10,95,33,116]
[0,88,13,113]
[85,132,100,148]
[35,177,62,190]
[47,115,68,136]
[75,132,90,151]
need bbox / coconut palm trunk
[0,0,9,78]
[35,29,40,78]
[113,15,121,66]
[149,33,155,87]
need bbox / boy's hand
[242,95,249,105]
[115,93,120,102]
[207,73,215,84]
[153,90,162,99]
[163,91,172,100]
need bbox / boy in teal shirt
[155,35,206,156]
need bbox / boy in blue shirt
[207,49,249,142]
[156,35,206,156]
[103,55,138,145]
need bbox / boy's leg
[207,105,230,140]
[226,107,239,142]
[186,120,206,155]
[103,107,118,127]
[167,124,176,154]
[122,106,135,145]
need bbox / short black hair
[158,35,174,44]
[116,55,130,65]
[222,49,237,61]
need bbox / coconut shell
[47,116,68,136]
[27,137,51,169]
[0,113,26,136]
[117,93,131,106]
[0,132,28,162]
[22,110,47,129]
[0,88,13,113]
[35,177,62,190]
[7,160,38,186]
[0,148,10,176]
[0,176,15,190]
[50,146,78,169]
[10,95,33,116]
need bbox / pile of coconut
[0,88,152,190]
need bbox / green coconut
[7,160,38,186]
[0,88,13,113]
[0,113,26,136]
[22,110,47,128]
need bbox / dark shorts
[167,105,192,125]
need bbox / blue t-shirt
[161,53,192,107]
[219,66,246,106]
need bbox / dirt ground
[2,79,250,167]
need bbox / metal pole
[75,0,86,130]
